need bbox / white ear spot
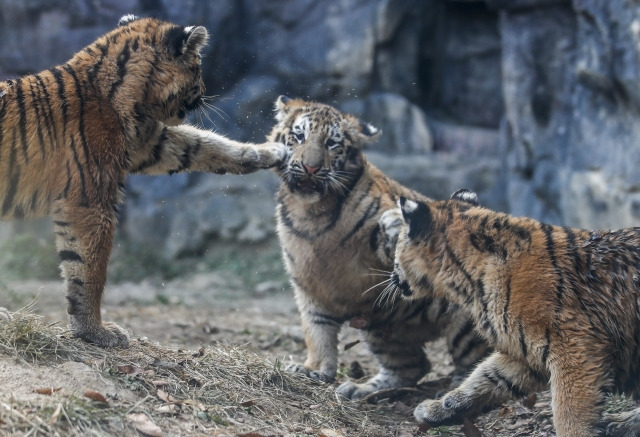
[451,188,479,206]
[400,199,419,214]
[118,14,138,27]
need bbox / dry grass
[0,306,398,436]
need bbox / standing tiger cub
[391,189,640,437]
[270,97,488,398]
[0,15,285,348]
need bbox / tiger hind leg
[415,351,547,426]
[336,320,430,400]
[597,408,640,437]
[53,201,128,348]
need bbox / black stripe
[168,143,192,175]
[58,250,83,263]
[15,79,29,162]
[491,370,526,398]
[455,335,485,363]
[69,137,89,206]
[34,74,59,145]
[369,223,380,252]
[309,310,345,326]
[64,65,95,171]
[28,79,47,159]
[2,171,20,216]
[518,321,527,359]
[503,275,511,331]
[50,67,68,138]
[542,223,565,319]
[340,197,380,244]
[451,319,474,348]
[108,40,131,100]
[541,328,551,365]
[130,127,167,173]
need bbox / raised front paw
[284,363,334,383]
[254,141,288,169]
[71,319,130,348]
[414,390,472,426]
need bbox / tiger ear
[451,189,479,206]
[399,197,433,240]
[274,95,292,122]
[355,119,380,144]
[118,14,139,27]
[166,25,208,57]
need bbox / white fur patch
[118,14,138,27]
[400,198,418,214]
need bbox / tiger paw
[71,320,130,348]
[414,391,472,426]
[336,380,374,400]
[284,363,334,383]
[597,408,640,437]
[253,142,288,169]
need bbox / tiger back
[270,96,488,398]
[392,189,640,437]
[0,15,285,347]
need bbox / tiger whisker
[362,278,391,296]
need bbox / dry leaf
[318,429,346,437]
[84,390,108,404]
[156,388,179,404]
[417,422,432,433]
[117,365,142,374]
[522,393,537,409]
[50,403,62,425]
[152,380,169,387]
[192,347,205,357]
[34,387,61,395]
[128,413,163,437]
[156,404,177,414]
[462,417,483,437]
[240,400,256,407]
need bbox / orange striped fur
[271,97,488,397]
[392,189,640,437]
[0,16,285,347]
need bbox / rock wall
[2,0,637,259]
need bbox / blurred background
[1,0,640,284]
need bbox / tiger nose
[304,164,320,175]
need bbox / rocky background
[0,0,638,260]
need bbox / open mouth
[294,178,318,195]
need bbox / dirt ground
[0,249,637,436]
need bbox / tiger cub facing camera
[392,189,640,437]
[270,96,488,398]
[0,15,285,348]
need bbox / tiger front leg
[53,202,128,348]
[286,291,341,383]
[130,123,287,175]
[415,351,546,426]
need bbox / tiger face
[392,190,481,302]
[269,96,379,200]
[105,15,208,127]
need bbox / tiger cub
[391,189,640,437]
[270,96,488,398]
[0,15,285,348]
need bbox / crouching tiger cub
[270,96,488,398]
[0,15,285,348]
[391,189,640,437]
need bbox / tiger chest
[277,214,382,313]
